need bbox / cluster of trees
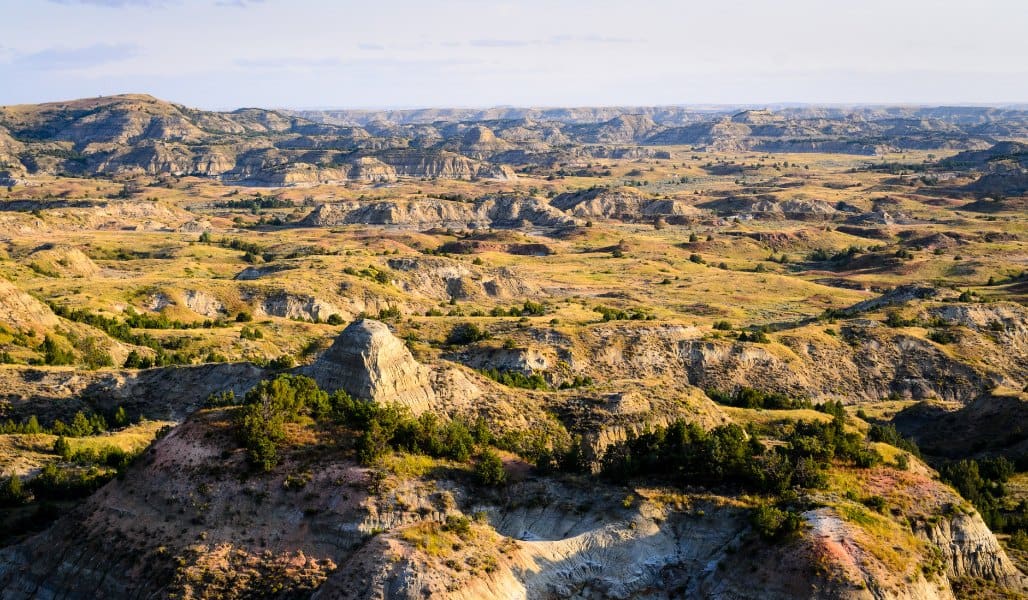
[600,413,882,495]
[26,463,118,502]
[940,457,1028,534]
[806,246,868,265]
[228,377,1028,542]
[479,368,549,390]
[736,328,771,343]
[230,375,595,486]
[52,437,133,469]
[122,350,153,369]
[350,407,477,466]
[213,196,294,211]
[0,407,128,437]
[479,368,593,392]
[593,305,653,322]
[236,375,331,471]
[337,386,580,485]
[705,388,849,420]
[927,329,958,345]
[24,334,111,369]
[426,192,473,202]
[343,265,392,285]
[707,387,813,410]
[750,504,803,540]
[867,423,921,458]
[447,323,491,345]
[374,306,402,321]
[0,473,26,507]
[49,302,225,336]
[231,375,519,486]
[2,433,142,509]
[489,300,546,317]
[39,335,74,366]
[207,236,271,263]
[45,303,207,367]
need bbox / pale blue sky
[2,0,1026,109]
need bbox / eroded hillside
[0,96,1026,599]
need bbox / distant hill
[1,95,1026,185]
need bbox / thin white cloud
[14,43,141,71]
[469,39,533,48]
[47,0,174,7]
[468,35,639,49]
[214,0,268,7]
[234,56,481,72]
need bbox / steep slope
[0,405,1022,599]
[0,276,60,333]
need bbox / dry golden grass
[0,420,173,477]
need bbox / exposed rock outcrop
[245,289,341,322]
[347,156,397,182]
[387,256,537,301]
[305,319,436,413]
[915,512,1026,585]
[302,195,575,230]
[551,186,702,221]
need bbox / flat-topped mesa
[305,319,436,413]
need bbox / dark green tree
[475,449,506,486]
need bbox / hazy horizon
[3,0,1027,110]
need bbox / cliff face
[677,331,992,404]
[915,512,1024,585]
[302,195,575,230]
[375,149,516,180]
[386,256,538,301]
[551,186,703,221]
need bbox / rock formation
[305,319,436,413]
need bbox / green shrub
[0,473,26,506]
[356,420,390,466]
[41,335,74,366]
[863,495,887,513]
[751,505,802,540]
[480,368,549,390]
[443,514,473,537]
[267,355,295,370]
[868,424,921,457]
[52,436,72,460]
[476,449,506,486]
[235,375,328,470]
[927,329,957,344]
[447,322,489,345]
[1009,530,1028,552]
[378,306,402,321]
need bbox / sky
[2,0,1026,110]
